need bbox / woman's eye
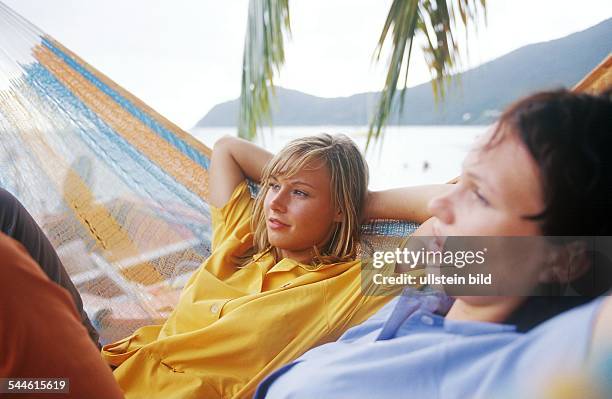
[293,190,308,197]
[268,182,280,191]
[472,188,489,206]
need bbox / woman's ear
[539,241,591,284]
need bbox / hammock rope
[0,2,216,343]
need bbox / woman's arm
[363,185,453,224]
[208,136,273,208]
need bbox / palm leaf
[367,0,486,150]
[238,0,291,140]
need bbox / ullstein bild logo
[361,236,612,297]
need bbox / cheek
[292,201,324,222]
[496,217,541,236]
[457,210,509,236]
[463,213,539,237]
[292,201,335,234]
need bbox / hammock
[0,2,420,344]
[1,2,610,344]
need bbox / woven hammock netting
[0,3,219,344]
[0,2,424,344]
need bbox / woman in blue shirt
[255,90,612,399]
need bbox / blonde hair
[247,133,368,266]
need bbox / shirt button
[420,315,434,326]
[210,303,221,313]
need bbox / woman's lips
[268,217,290,230]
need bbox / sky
[2,0,611,129]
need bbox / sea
[190,125,489,190]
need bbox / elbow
[213,135,237,152]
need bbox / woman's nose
[428,191,454,225]
[269,190,288,213]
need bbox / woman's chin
[267,231,287,248]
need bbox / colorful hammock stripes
[0,2,217,343]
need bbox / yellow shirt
[102,181,394,399]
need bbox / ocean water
[191,125,488,190]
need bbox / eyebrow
[288,180,316,189]
[270,176,316,189]
[464,170,482,182]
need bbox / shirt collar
[266,256,355,274]
[377,288,517,339]
[376,288,452,340]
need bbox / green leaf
[367,0,486,150]
[238,0,291,140]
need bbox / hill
[196,18,612,127]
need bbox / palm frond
[238,0,291,140]
[367,0,486,150]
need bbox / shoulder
[511,296,609,370]
[590,295,612,361]
[209,180,256,251]
[502,298,605,364]
[211,180,254,220]
[528,297,605,338]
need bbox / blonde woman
[96,133,448,398]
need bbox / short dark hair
[490,89,612,236]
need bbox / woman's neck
[445,296,525,324]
